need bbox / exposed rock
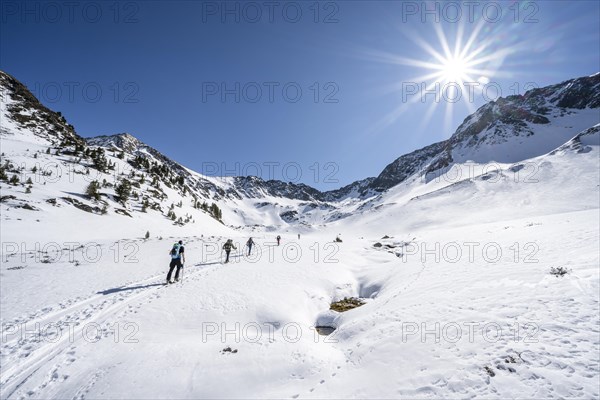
[62,197,104,214]
[0,195,16,202]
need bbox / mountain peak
[86,132,146,153]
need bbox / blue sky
[1,0,599,190]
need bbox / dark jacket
[223,241,236,251]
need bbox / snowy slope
[1,196,598,398]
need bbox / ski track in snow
[0,247,241,400]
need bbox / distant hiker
[276,235,281,246]
[298,233,300,240]
[223,239,236,263]
[167,240,185,284]
[246,237,254,256]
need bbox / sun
[442,56,469,84]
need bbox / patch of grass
[220,346,238,354]
[330,297,365,312]
[550,266,570,277]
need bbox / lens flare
[358,17,528,135]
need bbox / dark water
[315,326,336,336]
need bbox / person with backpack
[222,239,236,263]
[246,237,254,256]
[167,240,185,284]
[276,235,281,246]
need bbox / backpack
[170,243,181,259]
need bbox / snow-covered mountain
[1,70,599,398]
[2,70,598,233]
[368,73,600,192]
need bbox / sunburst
[362,19,519,134]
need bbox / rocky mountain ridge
[1,70,599,227]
